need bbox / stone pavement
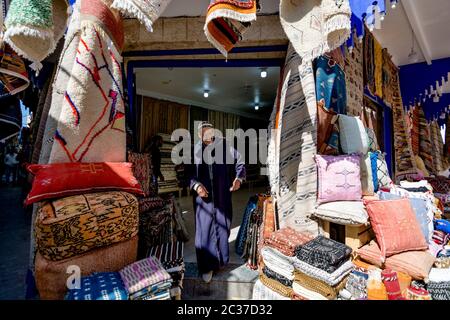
[0,186,31,300]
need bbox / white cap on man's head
[198,121,213,131]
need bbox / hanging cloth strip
[373,36,383,98]
[363,26,376,95]
[344,30,364,117]
[111,0,172,32]
[4,0,69,72]
[204,0,258,58]
[267,44,319,235]
[417,104,436,174]
[383,48,418,180]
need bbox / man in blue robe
[188,122,246,283]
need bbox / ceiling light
[260,68,267,78]
[254,105,259,111]
[203,90,209,98]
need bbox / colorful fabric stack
[65,272,128,300]
[295,236,352,273]
[146,241,185,298]
[240,194,270,269]
[119,256,172,300]
[264,227,314,257]
[204,0,258,57]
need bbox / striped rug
[268,44,319,235]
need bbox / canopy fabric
[399,57,450,121]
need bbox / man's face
[200,127,214,145]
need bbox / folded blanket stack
[264,227,314,257]
[292,236,353,300]
[119,256,172,300]
[139,199,174,248]
[146,241,185,298]
[65,272,128,300]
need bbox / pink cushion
[364,199,428,260]
[357,241,435,280]
[316,154,362,204]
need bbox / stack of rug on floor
[426,176,450,220]
[158,133,180,194]
[252,228,353,300]
[145,241,185,299]
[236,194,272,269]
[65,256,173,300]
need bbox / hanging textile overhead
[399,57,450,121]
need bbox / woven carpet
[267,44,319,235]
[383,50,417,181]
[48,0,126,163]
[344,31,364,117]
[417,105,435,174]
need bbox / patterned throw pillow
[315,154,362,204]
[128,151,151,196]
[65,272,128,300]
[361,154,374,196]
[378,191,432,243]
[338,114,369,154]
[357,241,435,280]
[314,201,369,226]
[25,162,145,205]
[366,128,379,152]
[36,191,139,261]
[374,151,393,188]
[364,199,429,261]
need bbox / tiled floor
[0,186,32,300]
[178,184,266,265]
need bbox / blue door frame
[123,45,287,149]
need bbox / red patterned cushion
[25,162,144,205]
[364,198,428,261]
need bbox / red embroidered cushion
[364,198,428,261]
[25,162,144,205]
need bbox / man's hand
[229,178,241,192]
[197,185,209,198]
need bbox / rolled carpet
[35,236,138,300]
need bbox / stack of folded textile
[65,272,128,300]
[292,236,352,300]
[139,200,174,248]
[264,227,314,257]
[158,133,180,193]
[426,267,450,300]
[119,256,172,300]
[146,241,185,299]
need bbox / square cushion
[26,162,144,205]
[360,154,374,196]
[373,151,393,189]
[366,128,379,152]
[378,191,433,243]
[356,241,435,280]
[364,198,428,260]
[338,114,369,154]
[316,154,362,204]
[36,191,139,261]
[314,201,369,226]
